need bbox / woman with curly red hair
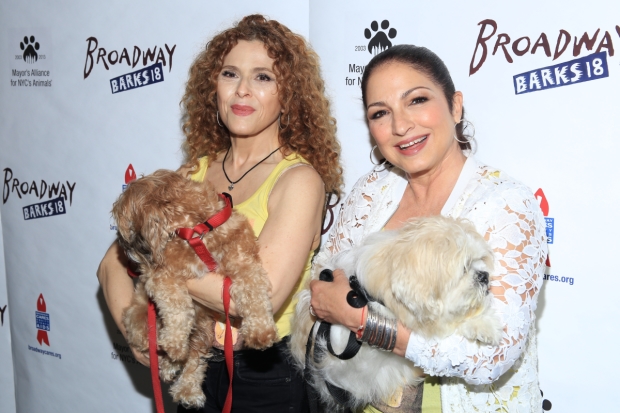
[98,14,342,413]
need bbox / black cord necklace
[222,145,283,191]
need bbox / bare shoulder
[270,164,324,205]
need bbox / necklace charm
[222,145,284,192]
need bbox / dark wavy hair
[361,44,472,151]
[181,14,343,195]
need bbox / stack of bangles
[356,304,398,352]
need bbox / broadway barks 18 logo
[83,37,176,95]
[0,303,7,327]
[3,167,76,220]
[347,20,398,87]
[469,19,617,94]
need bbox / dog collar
[175,192,233,272]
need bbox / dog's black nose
[476,271,489,285]
[319,269,334,282]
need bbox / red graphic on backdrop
[125,164,137,184]
[535,189,551,268]
[37,294,46,312]
[36,293,50,346]
[534,188,549,216]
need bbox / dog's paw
[458,314,503,346]
[123,310,149,351]
[242,324,279,350]
[162,341,190,362]
[170,378,206,408]
[125,332,149,353]
[474,323,503,346]
[159,357,182,382]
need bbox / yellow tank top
[361,377,441,413]
[191,154,314,338]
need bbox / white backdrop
[0,211,16,413]
[1,0,617,411]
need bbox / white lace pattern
[314,157,547,412]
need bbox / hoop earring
[369,145,387,166]
[217,111,223,127]
[454,119,475,144]
[278,113,290,130]
[454,134,472,144]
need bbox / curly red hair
[181,14,342,195]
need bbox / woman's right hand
[309,269,365,332]
[130,346,150,367]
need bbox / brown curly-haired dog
[112,169,278,407]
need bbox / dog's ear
[111,174,171,265]
[112,183,141,252]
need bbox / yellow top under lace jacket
[191,154,313,338]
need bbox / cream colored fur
[291,216,502,410]
[113,169,278,408]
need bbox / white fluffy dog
[290,215,503,410]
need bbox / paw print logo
[364,20,397,55]
[20,36,40,64]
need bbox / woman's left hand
[309,269,364,331]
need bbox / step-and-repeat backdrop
[1,0,617,411]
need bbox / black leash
[304,269,373,411]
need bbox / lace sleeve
[404,184,547,385]
[314,169,390,268]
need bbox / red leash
[127,268,165,413]
[128,193,234,413]
[148,300,166,413]
[175,193,233,273]
[222,276,234,413]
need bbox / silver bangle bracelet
[360,305,398,351]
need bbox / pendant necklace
[222,145,283,191]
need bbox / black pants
[178,337,308,413]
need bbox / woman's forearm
[186,272,239,316]
[97,241,134,338]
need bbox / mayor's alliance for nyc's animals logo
[10,31,52,88]
[19,35,43,64]
[469,19,617,94]
[83,37,176,95]
[3,168,76,220]
[347,19,398,87]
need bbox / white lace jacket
[314,156,547,413]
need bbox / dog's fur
[112,169,278,407]
[291,216,503,410]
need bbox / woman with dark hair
[309,45,546,412]
[98,14,342,413]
